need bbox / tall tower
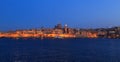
[64,24,68,34]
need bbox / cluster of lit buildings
[0,24,120,39]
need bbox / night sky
[0,0,120,31]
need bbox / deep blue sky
[0,0,120,31]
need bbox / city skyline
[0,23,120,32]
[1,0,120,31]
[0,23,120,39]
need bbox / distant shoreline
[0,24,120,39]
[0,37,120,40]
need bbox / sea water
[0,38,120,62]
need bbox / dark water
[0,38,120,62]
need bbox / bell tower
[64,24,68,34]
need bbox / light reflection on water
[0,38,120,62]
